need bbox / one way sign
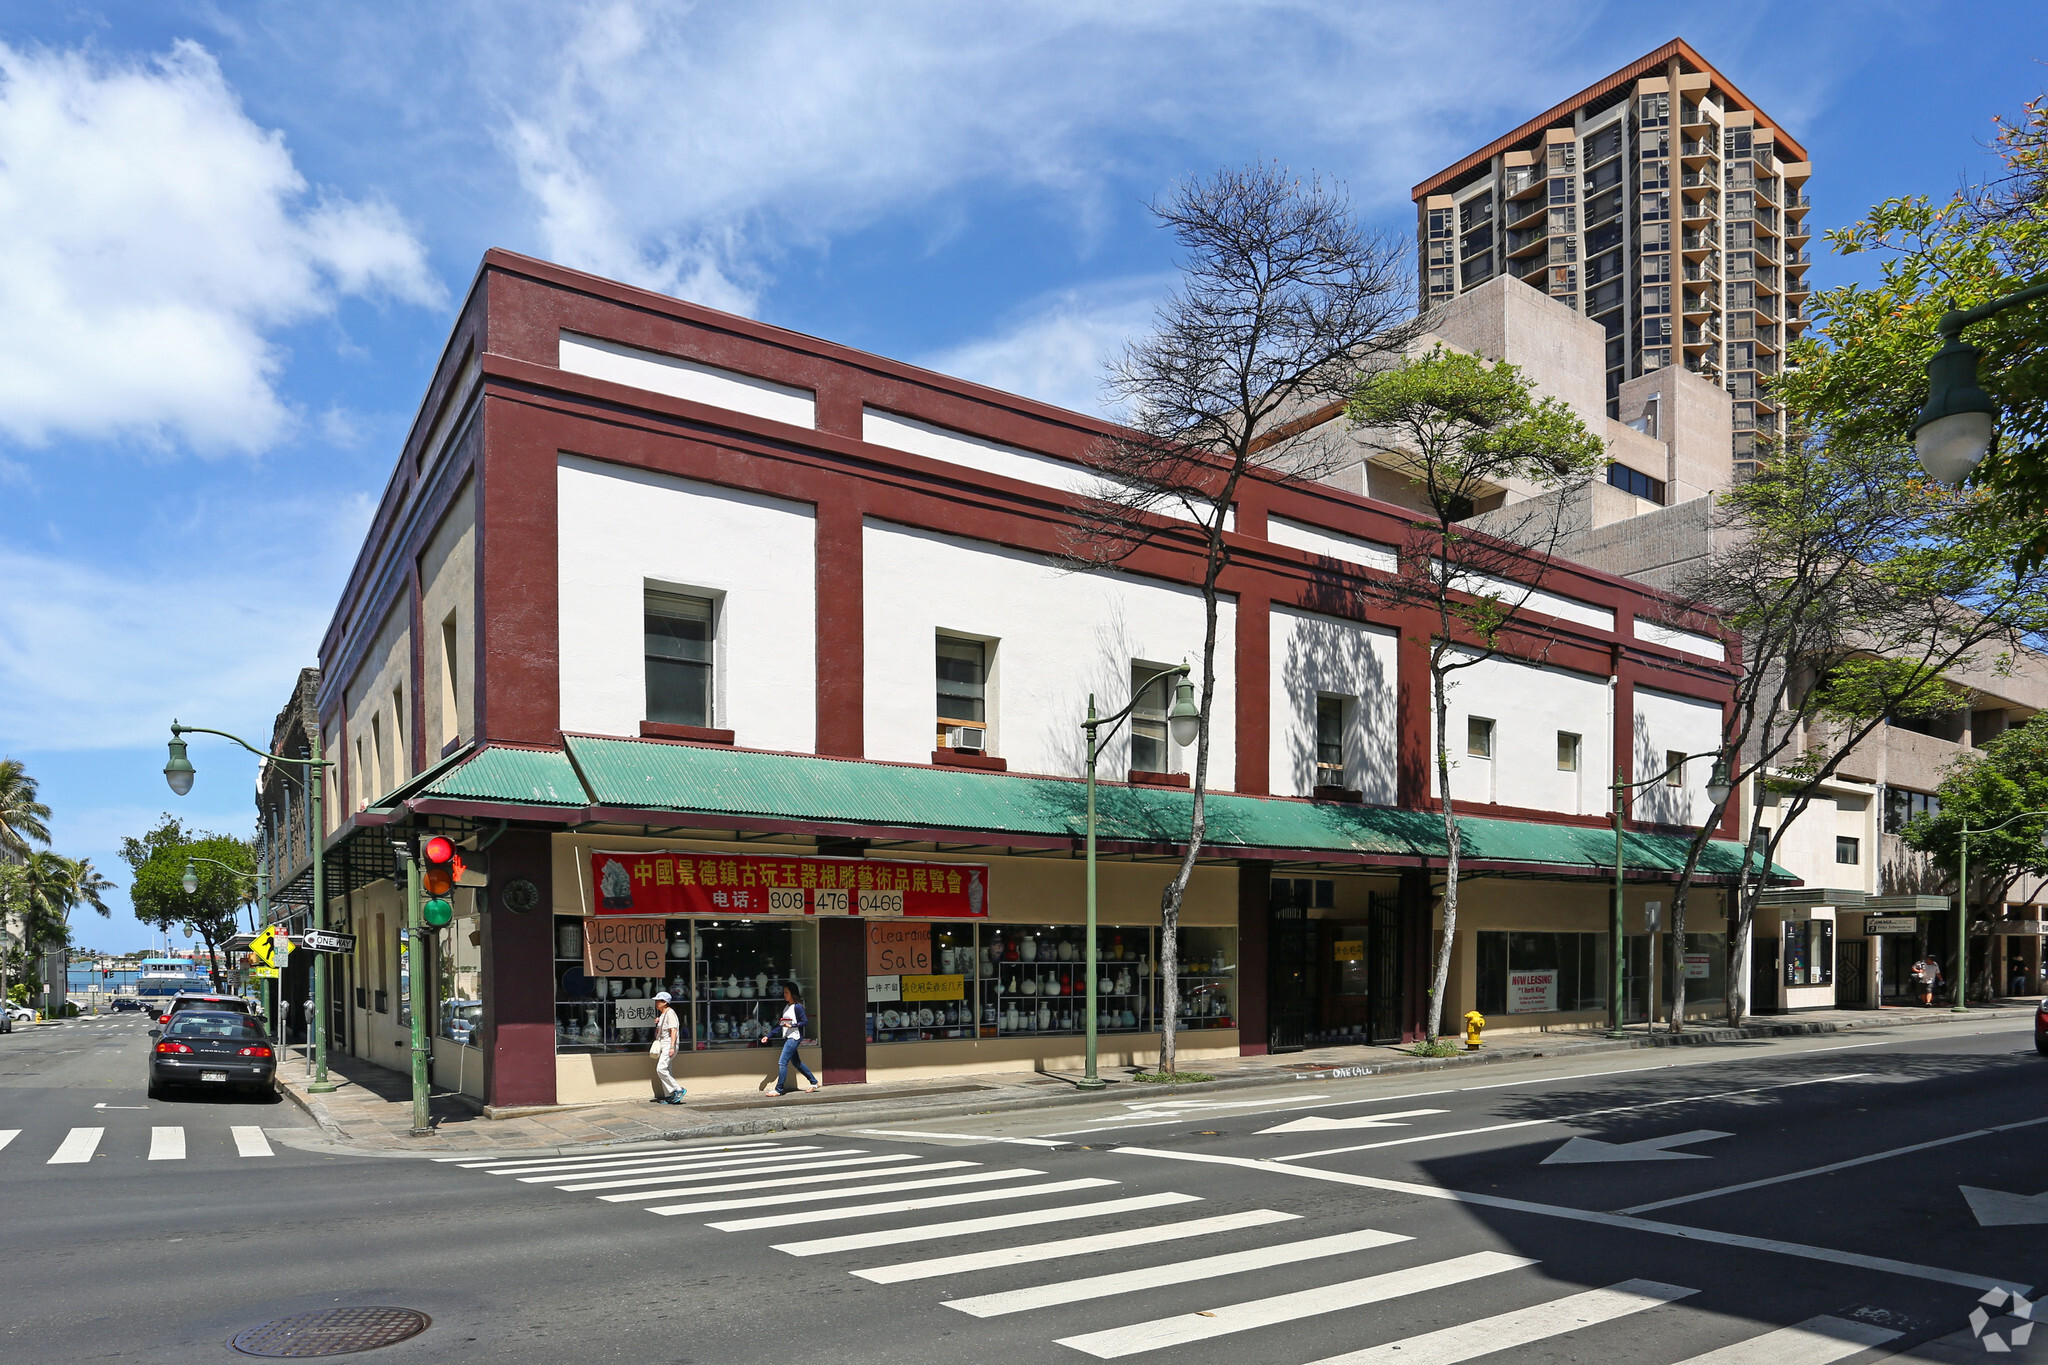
[299,929,358,954]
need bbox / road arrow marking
[93,1103,147,1110]
[1259,1108,1448,1134]
[1962,1186,2048,1227]
[1542,1129,1732,1165]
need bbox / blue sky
[1,1,2042,953]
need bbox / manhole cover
[230,1307,431,1357]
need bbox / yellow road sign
[251,966,279,980]
[249,927,293,969]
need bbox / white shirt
[779,1004,800,1040]
[655,1006,681,1055]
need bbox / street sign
[299,929,357,955]
[251,966,279,980]
[248,930,291,969]
[1865,916,1921,935]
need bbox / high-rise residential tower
[1413,38,1812,472]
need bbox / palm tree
[59,857,116,922]
[0,759,53,860]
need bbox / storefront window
[1660,932,1727,1005]
[1784,920,1833,987]
[989,925,1103,1036]
[1171,926,1238,1029]
[868,920,982,1042]
[1476,931,1609,1014]
[552,914,817,1054]
[434,911,484,1046]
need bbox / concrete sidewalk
[276,1000,2041,1156]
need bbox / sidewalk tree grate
[230,1308,430,1357]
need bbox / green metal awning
[408,735,1791,882]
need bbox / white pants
[654,1047,681,1097]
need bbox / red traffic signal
[421,835,464,898]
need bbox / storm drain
[230,1307,431,1357]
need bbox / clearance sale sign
[587,850,988,919]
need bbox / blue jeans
[777,1034,817,1093]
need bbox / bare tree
[1064,163,1412,1075]
[1345,346,1605,1044]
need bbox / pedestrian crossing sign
[249,927,292,969]
[251,966,279,980]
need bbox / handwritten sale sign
[583,918,666,977]
[588,851,988,918]
[867,921,932,975]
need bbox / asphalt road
[3,1013,2042,1364]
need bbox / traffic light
[420,834,462,928]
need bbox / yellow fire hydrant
[1463,1010,1486,1050]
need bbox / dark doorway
[1366,892,1405,1044]
[1837,939,1868,1008]
[1751,934,1782,1014]
[1268,896,1314,1053]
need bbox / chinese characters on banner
[587,850,989,918]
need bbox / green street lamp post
[166,721,338,1093]
[1607,752,1733,1037]
[1950,808,2048,1011]
[1909,279,2048,484]
[1079,666,1200,1090]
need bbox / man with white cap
[649,991,685,1104]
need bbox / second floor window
[1557,732,1581,772]
[1467,717,1495,759]
[645,589,714,726]
[1131,665,1173,773]
[1664,750,1687,787]
[1837,836,1860,865]
[1316,696,1347,786]
[936,635,988,751]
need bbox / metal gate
[1751,935,1782,1015]
[1366,892,1405,1045]
[1837,939,1869,1008]
[1269,897,1314,1053]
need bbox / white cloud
[465,1,1591,311]
[0,40,442,454]
[0,494,371,752]
[921,277,1169,419]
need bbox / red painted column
[473,401,561,745]
[1236,593,1270,796]
[1236,862,1271,1055]
[1396,611,1435,809]
[816,498,865,757]
[480,828,557,1109]
[817,918,868,1084]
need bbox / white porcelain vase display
[756,971,770,997]
[1022,977,1038,997]
[1021,937,1038,962]
[1004,1003,1019,1031]
[1036,1006,1051,1030]
[1058,940,1074,962]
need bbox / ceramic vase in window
[1021,936,1037,963]
[1021,976,1037,997]
[1036,1005,1051,1030]
[1112,933,1125,960]
[756,970,770,998]
[1057,939,1073,962]
[1003,1003,1019,1031]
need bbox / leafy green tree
[1775,92,2048,568]
[0,757,52,859]
[121,815,254,992]
[1902,713,2048,998]
[1346,345,1605,1042]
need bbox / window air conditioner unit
[945,726,984,752]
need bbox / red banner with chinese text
[586,850,988,918]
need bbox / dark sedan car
[157,993,258,1027]
[148,1010,277,1099]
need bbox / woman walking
[772,982,820,1096]
[649,991,685,1105]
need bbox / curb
[274,1005,2036,1157]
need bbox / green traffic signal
[422,897,454,928]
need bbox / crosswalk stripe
[710,1178,1120,1232]
[232,1126,273,1158]
[452,1142,795,1171]
[0,1130,18,1153]
[478,1146,804,1176]
[540,1151,907,1188]
[1056,1250,1538,1359]
[149,1127,185,1161]
[774,1193,1204,1257]
[649,1167,1034,1216]
[948,1226,1412,1318]
[596,1160,975,1203]
[1667,1315,1903,1365]
[48,1128,103,1164]
[855,1208,1301,1284]
[520,1154,847,1186]
[1299,1277,1697,1365]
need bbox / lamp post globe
[1705,757,1733,808]
[164,735,196,796]
[1168,675,1200,748]
[181,862,199,896]
[1913,411,1996,485]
